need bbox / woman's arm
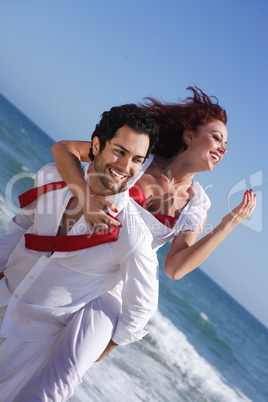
[51,140,92,182]
[51,141,120,230]
[165,190,256,280]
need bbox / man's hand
[95,339,118,362]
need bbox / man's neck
[87,164,125,197]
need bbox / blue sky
[0,0,267,327]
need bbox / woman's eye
[213,135,221,142]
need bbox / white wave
[200,311,209,322]
[145,310,252,402]
[0,196,14,234]
[71,309,252,402]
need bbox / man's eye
[115,149,124,155]
[133,158,143,164]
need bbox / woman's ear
[183,129,193,146]
[92,136,100,156]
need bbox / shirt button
[60,206,64,211]
[44,256,49,260]
[14,294,19,298]
[53,231,57,236]
[29,275,34,280]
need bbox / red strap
[25,225,119,252]
[18,181,66,208]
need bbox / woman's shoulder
[192,181,211,210]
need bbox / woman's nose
[219,146,227,155]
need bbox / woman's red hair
[140,86,227,158]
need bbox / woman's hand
[222,189,256,228]
[165,189,257,280]
[82,188,121,232]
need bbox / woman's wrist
[68,178,90,207]
[220,213,240,233]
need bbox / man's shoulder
[119,200,154,247]
[34,163,63,187]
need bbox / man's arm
[0,206,35,273]
[111,234,159,346]
[95,237,158,362]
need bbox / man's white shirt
[0,163,159,345]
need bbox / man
[0,104,159,399]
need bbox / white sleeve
[174,182,211,235]
[0,204,35,272]
[112,237,159,346]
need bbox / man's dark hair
[89,104,159,160]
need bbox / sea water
[0,93,267,402]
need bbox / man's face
[89,125,150,195]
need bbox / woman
[9,87,256,400]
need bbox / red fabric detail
[18,181,66,208]
[129,184,148,208]
[24,225,119,252]
[154,214,177,228]
[129,185,177,228]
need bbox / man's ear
[92,136,100,156]
[183,129,193,146]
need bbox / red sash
[19,182,119,252]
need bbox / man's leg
[10,292,121,402]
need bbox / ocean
[0,93,267,402]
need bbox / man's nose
[118,157,133,174]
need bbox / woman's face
[188,120,228,172]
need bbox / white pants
[0,292,121,401]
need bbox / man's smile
[109,168,130,182]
